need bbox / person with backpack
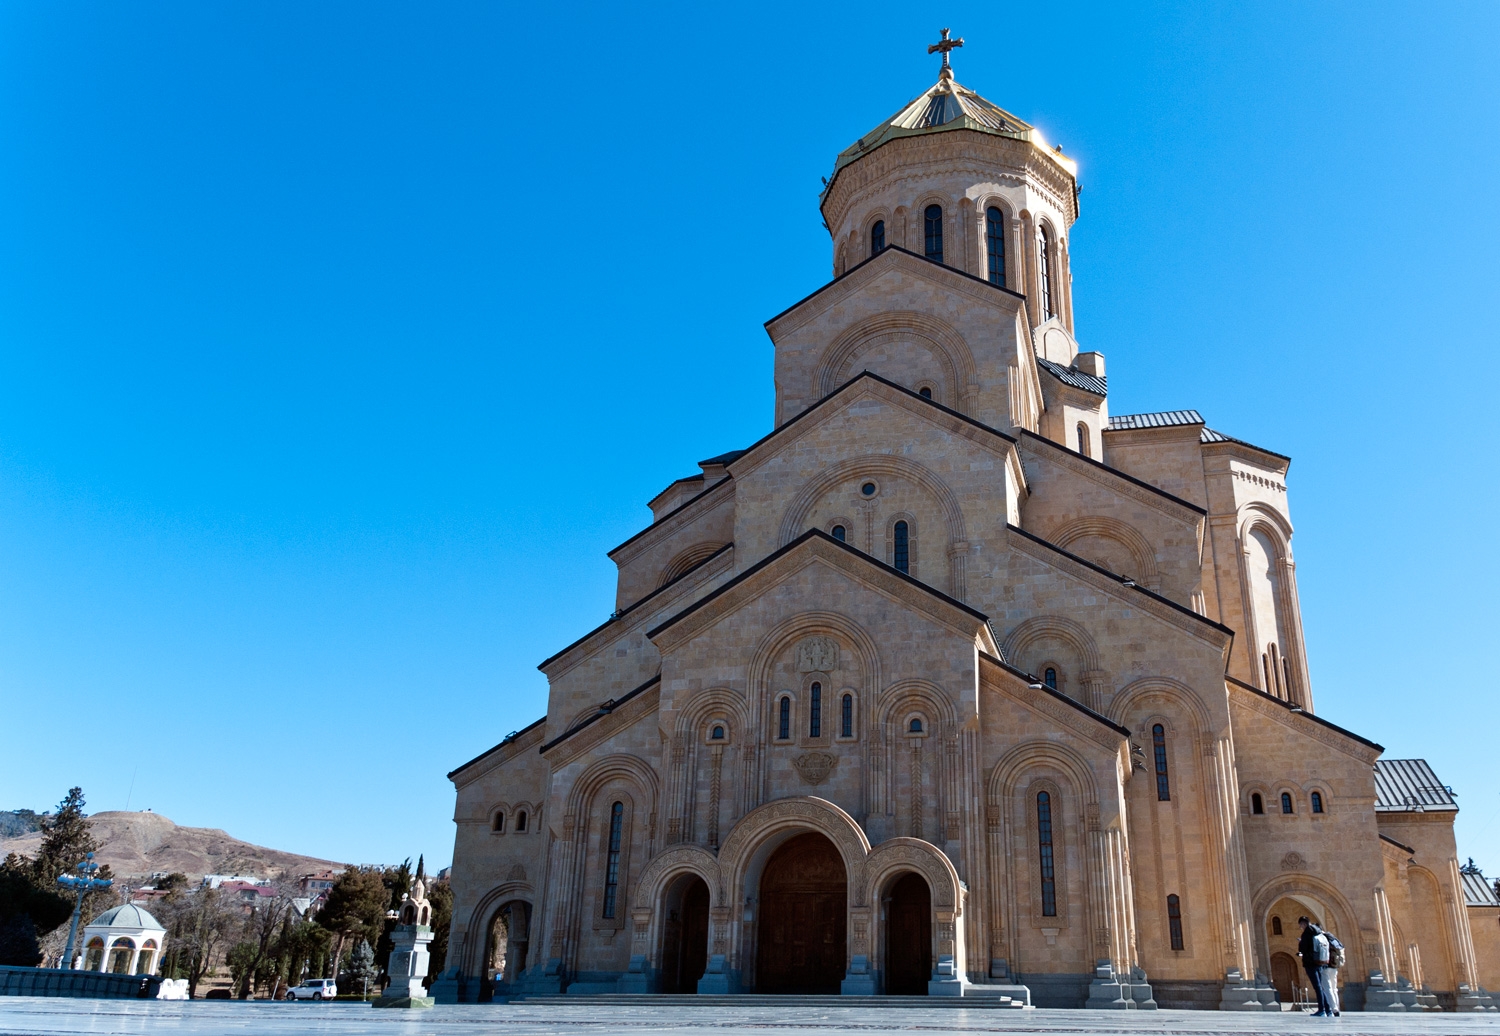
[1320,927,1345,1017]
[1297,915,1335,1017]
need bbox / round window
[861,482,877,497]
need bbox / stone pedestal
[428,966,463,1004]
[617,954,652,993]
[1363,971,1409,1011]
[1085,960,1155,1009]
[839,954,876,995]
[698,953,740,994]
[928,954,963,996]
[1456,983,1498,1011]
[1219,967,1279,1011]
[373,924,434,1009]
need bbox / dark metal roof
[1374,759,1457,812]
[1462,870,1499,908]
[1035,356,1107,397]
[699,449,748,467]
[447,715,546,779]
[1200,427,1292,462]
[1108,410,1204,431]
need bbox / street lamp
[57,853,113,971]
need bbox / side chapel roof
[1374,758,1457,812]
[1036,356,1107,397]
[1462,870,1500,908]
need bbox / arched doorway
[1270,952,1299,1005]
[660,875,710,994]
[756,832,847,993]
[884,872,931,995]
[1265,895,1323,1006]
[479,900,530,1002]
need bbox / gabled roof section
[1108,410,1204,431]
[1036,356,1107,397]
[1463,870,1500,907]
[979,651,1130,739]
[608,475,732,560]
[447,715,546,781]
[700,449,748,466]
[829,74,1076,183]
[1225,676,1383,754]
[647,527,990,644]
[539,674,660,755]
[1375,759,1457,812]
[1199,426,1291,464]
[1018,429,1206,519]
[765,244,1026,331]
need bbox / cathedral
[437,37,1500,1010]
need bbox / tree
[156,872,190,893]
[0,914,41,967]
[226,941,258,993]
[0,788,110,940]
[153,887,239,998]
[316,868,388,980]
[231,888,296,998]
[345,939,377,1000]
[424,875,453,986]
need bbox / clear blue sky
[2,3,1497,874]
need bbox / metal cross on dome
[928,27,964,76]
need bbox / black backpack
[1323,930,1345,968]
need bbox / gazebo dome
[88,904,163,930]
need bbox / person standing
[1297,916,1332,1017]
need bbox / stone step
[509,993,1024,1008]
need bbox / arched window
[870,220,885,255]
[492,811,506,833]
[1281,792,1294,814]
[1044,667,1057,689]
[893,521,909,573]
[840,693,853,738]
[1076,422,1090,457]
[1038,226,1054,319]
[778,696,791,740]
[1037,791,1057,916]
[924,205,943,263]
[1251,793,1264,815]
[1152,724,1171,801]
[711,724,725,740]
[986,206,1006,286]
[831,524,846,542]
[1311,791,1324,814]
[1167,894,1184,951]
[516,810,528,832]
[1272,915,1283,936]
[908,717,923,733]
[809,682,822,738]
[602,802,624,918]
[918,386,932,399]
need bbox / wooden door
[756,833,847,993]
[885,872,931,995]
[1271,952,1298,1005]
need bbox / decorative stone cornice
[449,721,547,788]
[1226,680,1382,765]
[979,653,1127,752]
[608,477,735,566]
[542,682,662,769]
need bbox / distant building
[299,869,339,896]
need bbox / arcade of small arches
[82,935,160,976]
[1245,786,1331,817]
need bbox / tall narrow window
[1251,793,1264,815]
[1311,791,1324,814]
[831,524,846,542]
[893,521,909,573]
[1167,894,1184,951]
[924,205,943,263]
[1272,915,1283,936]
[870,220,885,255]
[1038,227,1054,319]
[1076,423,1090,457]
[778,697,790,740]
[493,812,505,833]
[516,810,528,832]
[602,802,624,918]
[1037,791,1057,917]
[1281,792,1294,814]
[1152,724,1171,801]
[809,682,822,738]
[841,693,853,738]
[1044,667,1057,689]
[986,207,1006,286]
[918,386,932,399]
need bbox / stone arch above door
[718,796,871,908]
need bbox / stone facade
[438,59,1498,1010]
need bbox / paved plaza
[3,999,1500,1036]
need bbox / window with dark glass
[831,525,846,542]
[1152,724,1171,801]
[924,205,943,262]
[861,482,876,496]
[1281,792,1294,814]
[711,725,725,740]
[516,810,527,832]
[893,521,909,573]
[1077,423,1090,457]
[1167,894,1184,950]
[1311,791,1324,814]
[602,802,624,918]
[809,682,822,738]
[1251,793,1264,815]
[986,207,1006,286]
[841,693,853,738]
[778,697,790,740]
[1038,227,1054,319]
[870,220,885,255]
[493,812,505,833]
[909,717,923,733]
[1044,667,1057,689]
[1272,915,1283,936]
[1037,791,1057,916]
[919,386,932,399]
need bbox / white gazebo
[80,904,166,976]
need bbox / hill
[0,810,346,881]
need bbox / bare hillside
[0,811,345,881]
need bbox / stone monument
[372,879,435,1009]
